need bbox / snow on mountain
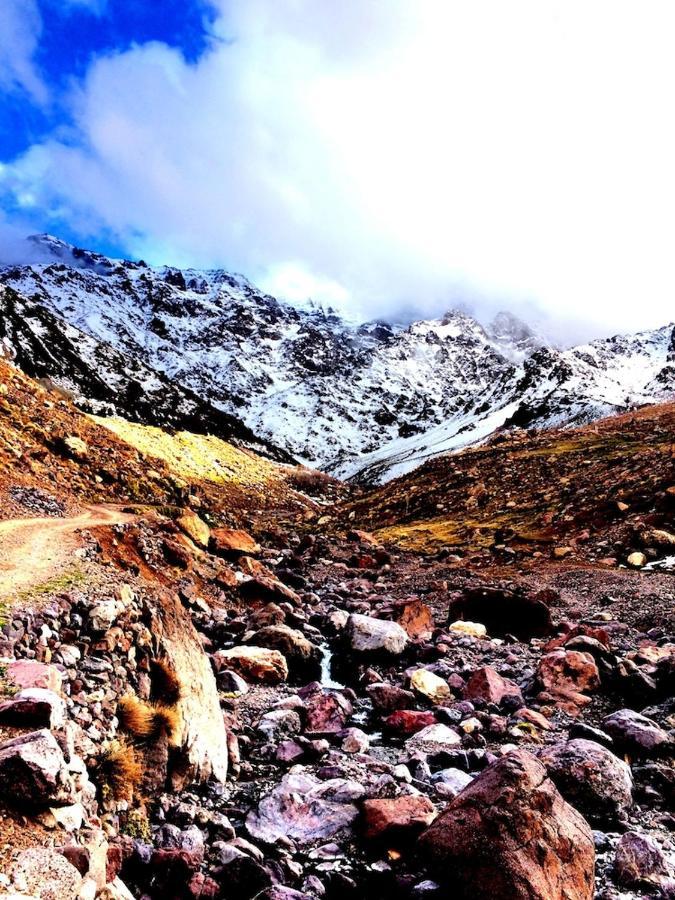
[1,234,673,483]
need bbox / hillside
[2,234,673,484]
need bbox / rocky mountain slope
[0,357,673,898]
[3,234,673,485]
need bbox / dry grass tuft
[99,738,143,801]
[151,703,181,746]
[150,658,182,705]
[117,695,156,739]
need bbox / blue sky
[1,1,674,338]
[0,0,218,258]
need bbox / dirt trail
[0,504,135,603]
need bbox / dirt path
[0,504,135,603]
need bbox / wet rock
[10,847,83,899]
[0,688,65,729]
[385,710,437,736]
[340,728,369,754]
[248,625,321,678]
[346,614,408,655]
[602,709,674,757]
[464,666,523,707]
[538,739,633,825]
[411,669,452,704]
[210,527,261,557]
[246,770,362,844]
[0,729,75,807]
[405,723,461,755]
[367,683,416,713]
[419,749,595,900]
[614,831,673,889]
[303,688,353,736]
[362,795,436,842]
[214,646,288,685]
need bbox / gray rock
[538,739,633,825]
[346,614,408,655]
[11,847,83,899]
[257,709,302,740]
[615,831,673,888]
[0,729,75,807]
[602,709,673,756]
[246,770,361,844]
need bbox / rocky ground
[0,360,673,899]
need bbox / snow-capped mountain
[1,234,673,483]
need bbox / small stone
[626,551,647,568]
[448,621,487,639]
[405,723,461,755]
[411,669,452,704]
[213,646,288,684]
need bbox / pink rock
[384,710,437,735]
[464,666,523,706]
[7,660,62,692]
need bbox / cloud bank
[2,0,675,340]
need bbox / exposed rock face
[345,614,408,655]
[538,739,633,824]
[246,771,362,844]
[152,589,229,784]
[419,749,595,900]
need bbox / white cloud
[3,0,675,339]
[0,0,47,103]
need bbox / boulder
[176,511,210,548]
[257,709,302,741]
[448,621,487,639]
[0,729,74,807]
[239,575,301,606]
[6,660,62,692]
[367,683,416,713]
[448,587,553,639]
[210,527,261,557]
[464,666,523,707]
[346,614,408,655]
[246,770,362,844]
[538,739,633,824]
[384,710,437,736]
[411,669,452,704]
[405,723,461,755]
[419,749,595,900]
[362,795,436,842]
[614,831,673,889]
[341,728,370,754]
[214,646,288,685]
[10,848,83,900]
[396,600,434,640]
[601,709,673,757]
[537,650,600,700]
[303,688,353,736]
[626,551,647,568]
[247,625,321,678]
[0,688,66,729]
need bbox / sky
[1,1,675,340]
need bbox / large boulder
[346,614,408,655]
[247,625,321,679]
[0,730,75,807]
[419,749,595,900]
[10,848,83,900]
[246,770,362,844]
[602,709,674,757]
[214,646,288,685]
[538,739,633,825]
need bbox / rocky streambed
[0,516,673,899]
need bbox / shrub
[151,703,181,747]
[286,466,340,496]
[99,738,142,801]
[117,695,156,739]
[150,658,182,705]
